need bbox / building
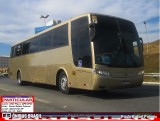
[0,56,9,73]
[0,56,9,68]
[35,19,61,34]
[35,25,52,34]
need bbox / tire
[17,72,24,86]
[59,72,70,94]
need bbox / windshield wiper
[117,32,123,50]
[111,32,125,67]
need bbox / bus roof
[12,13,132,46]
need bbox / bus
[9,13,144,94]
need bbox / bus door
[71,16,93,89]
[76,28,93,90]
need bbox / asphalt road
[0,77,159,112]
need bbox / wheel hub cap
[61,76,67,90]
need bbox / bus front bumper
[93,74,143,90]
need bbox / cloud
[0,0,159,45]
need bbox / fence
[144,73,160,79]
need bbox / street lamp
[40,15,49,27]
[143,21,149,54]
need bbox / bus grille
[111,72,138,78]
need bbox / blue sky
[0,0,159,56]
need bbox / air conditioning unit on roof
[46,19,61,26]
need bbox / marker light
[138,70,144,75]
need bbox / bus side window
[52,24,68,48]
[22,41,30,55]
[39,30,52,50]
[15,44,22,57]
[30,37,40,53]
[78,28,92,68]
[10,46,15,58]
[71,16,91,67]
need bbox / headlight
[94,70,110,76]
[138,70,144,75]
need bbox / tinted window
[15,44,22,56]
[71,17,92,67]
[30,37,40,53]
[10,47,15,58]
[12,24,68,55]
[94,15,142,67]
[52,24,68,47]
[94,16,119,55]
[118,19,137,33]
[22,41,30,55]
[78,28,92,68]
[39,30,52,50]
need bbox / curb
[143,82,160,85]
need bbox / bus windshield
[94,15,143,68]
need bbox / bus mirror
[89,23,96,42]
[89,23,94,28]
[140,37,143,51]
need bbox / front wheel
[59,72,70,94]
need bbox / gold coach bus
[9,13,144,94]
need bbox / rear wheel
[59,72,70,94]
[17,72,24,86]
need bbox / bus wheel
[59,72,70,94]
[17,72,24,86]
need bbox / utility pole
[143,21,149,54]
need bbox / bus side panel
[19,46,73,85]
[9,58,16,80]
[9,57,23,80]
